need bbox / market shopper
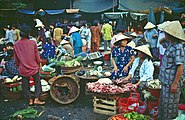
[101,19,113,51]
[14,28,45,105]
[158,21,185,120]
[144,22,158,61]
[123,45,154,90]
[90,20,101,52]
[111,35,135,80]
[68,26,83,55]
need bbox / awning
[18,10,35,15]
[73,0,117,13]
[18,9,65,15]
[102,12,129,19]
[118,0,180,12]
[45,9,65,15]
[66,9,79,13]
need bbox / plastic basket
[147,87,161,98]
[118,93,141,113]
[137,101,147,114]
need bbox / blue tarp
[118,0,180,11]
[172,7,185,14]
[45,9,65,15]
[18,10,35,15]
[18,9,65,15]
[147,7,156,25]
[73,0,117,13]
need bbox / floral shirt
[111,46,135,79]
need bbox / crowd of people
[0,15,185,120]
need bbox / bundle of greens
[8,107,38,119]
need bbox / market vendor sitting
[123,45,154,90]
[111,35,135,80]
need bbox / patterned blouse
[159,41,184,85]
[5,58,19,78]
[111,46,135,79]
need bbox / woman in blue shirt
[111,35,135,80]
[123,45,154,90]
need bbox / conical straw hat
[161,21,185,41]
[68,26,80,35]
[60,40,69,45]
[113,35,130,45]
[134,45,152,58]
[127,41,136,48]
[157,21,171,30]
[35,22,44,28]
[82,39,87,46]
[144,22,156,29]
[130,32,137,37]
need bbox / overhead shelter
[118,0,180,13]
[73,0,117,13]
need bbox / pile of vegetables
[55,56,83,67]
[110,112,149,120]
[4,75,22,83]
[147,79,161,89]
[8,107,38,119]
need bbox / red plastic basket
[104,54,110,61]
[118,93,141,113]
[137,101,147,114]
[147,100,158,112]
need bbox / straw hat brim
[82,39,87,46]
[35,23,44,28]
[60,40,69,45]
[161,21,185,41]
[127,41,136,48]
[157,21,171,30]
[130,32,137,37]
[134,45,152,58]
[144,22,156,29]
[68,26,80,35]
[113,35,130,45]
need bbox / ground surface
[0,83,110,120]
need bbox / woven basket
[75,66,111,80]
[50,75,80,104]
[61,65,83,75]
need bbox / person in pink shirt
[14,29,45,105]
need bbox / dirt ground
[0,84,111,120]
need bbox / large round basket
[40,71,53,80]
[61,65,83,75]
[147,87,161,98]
[50,75,80,104]
[75,66,111,80]
[2,82,23,100]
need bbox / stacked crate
[93,95,117,115]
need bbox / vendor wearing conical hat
[158,21,185,120]
[123,45,154,91]
[144,22,158,61]
[111,35,135,80]
[68,26,83,55]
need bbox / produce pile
[76,66,111,78]
[87,78,136,93]
[54,56,83,67]
[109,112,149,120]
[147,79,161,89]
[4,75,22,84]
[8,107,39,119]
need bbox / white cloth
[157,31,166,55]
